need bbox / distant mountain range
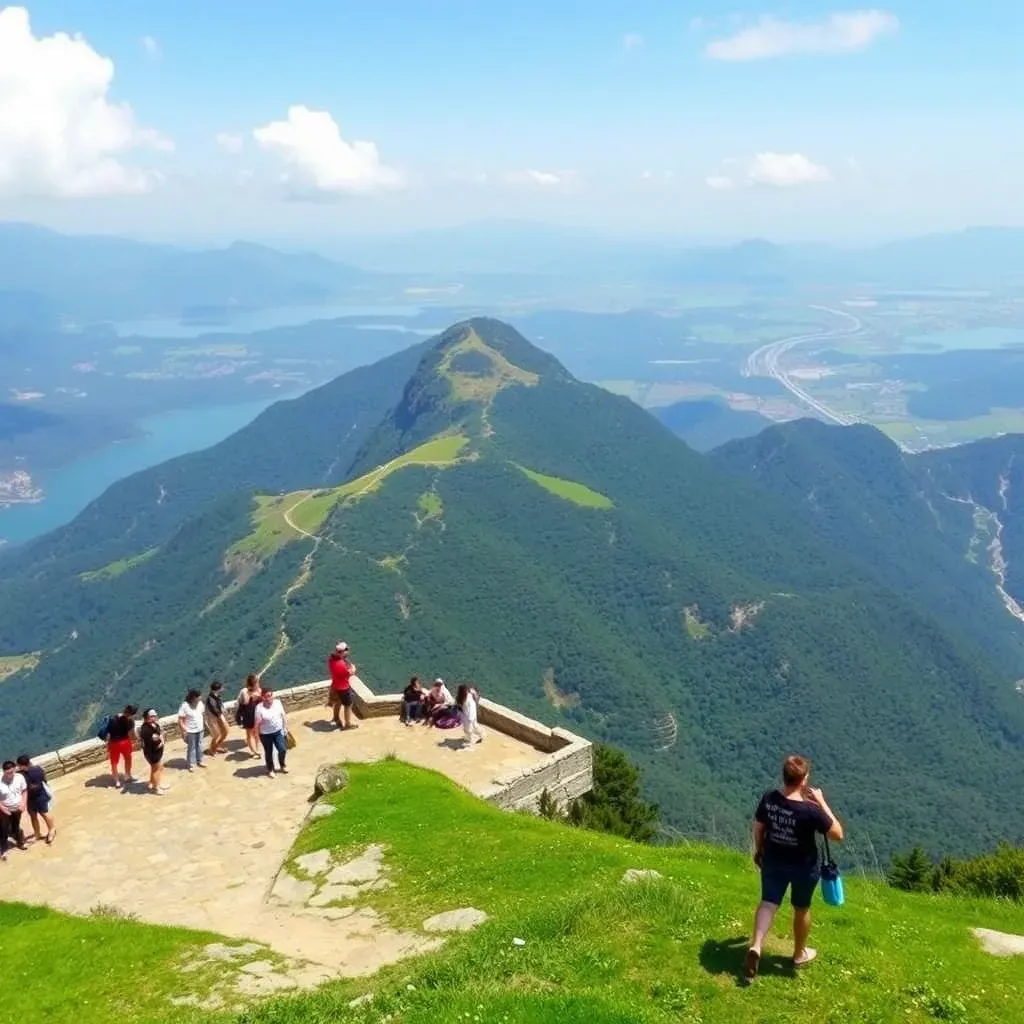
[1,319,1022,858]
[3,221,1024,325]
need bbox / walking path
[0,708,548,979]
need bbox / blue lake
[0,395,290,546]
[113,303,423,339]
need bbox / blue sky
[1,2,1022,245]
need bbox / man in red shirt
[328,641,356,730]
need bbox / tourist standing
[16,755,55,844]
[744,755,844,981]
[254,688,288,777]
[105,705,139,789]
[205,681,229,755]
[237,674,262,758]
[0,760,27,860]
[140,709,167,793]
[328,641,356,730]
[456,684,484,748]
[178,689,206,772]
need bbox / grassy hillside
[4,762,1023,1024]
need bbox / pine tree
[888,846,934,892]
[567,743,660,844]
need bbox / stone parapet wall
[31,676,593,811]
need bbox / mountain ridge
[1,320,1023,857]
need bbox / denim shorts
[761,863,820,909]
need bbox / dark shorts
[761,863,820,909]
[28,794,50,815]
[330,688,354,707]
[143,750,163,766]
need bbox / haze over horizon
[1,2,1021,248]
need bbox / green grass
[10,763,1024,1023]
[253,762,1024,1024]
[228,434,469,561]
[0,652,40,682]
[0,902,234,1024]
[516,465,613,509]
[80,546,159,581]
[416,489,443,521]
[439,327,539,402]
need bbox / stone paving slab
[0,707,545,976]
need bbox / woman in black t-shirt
[140,709,167,794]
[205,681,229,755]
[744,754,844,980]
[106,705,138,789]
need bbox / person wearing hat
[140,709,168,793]
[327,641,357,730]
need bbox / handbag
[285,730,297,750]
[820,836,845,907]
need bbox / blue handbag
[820,836,845,907]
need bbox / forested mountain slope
[1,320,1023,859]
[712,419,1024,670]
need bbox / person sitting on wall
[423,678,455,726]
[401,676,425,726]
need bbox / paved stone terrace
[0,705,554,976]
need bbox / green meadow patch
[516,465,613,509]
[80,546,159,581]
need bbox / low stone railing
[32,677,593,813]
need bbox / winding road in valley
[743,305,864,426]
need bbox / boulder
[621,869,663,884]
[311,764,348,802]
[422,907,489,933]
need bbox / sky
[0,1,1022,247]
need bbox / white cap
[433,677,444,685]
[336,641,349,653]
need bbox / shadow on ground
[700,936,795,987]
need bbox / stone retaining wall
[31,677,593,813]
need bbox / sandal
[793,947,818,968]
[743,948,760,981]
[45,829,56,845]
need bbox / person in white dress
[456,683,484,748]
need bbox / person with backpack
[744,754,845,981]
[205,680,229,756]
[178,689,206,772]
[102,705,138,789]
[16,755,55,845]
[0,760,27,860]
[328,641,356,730]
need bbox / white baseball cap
[336,641,349,653]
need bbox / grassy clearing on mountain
[416,489,442,521]
[260,761,1024,1024]
[228,434,470,561]
[439,327,540,402]
[79,546,160,581]
[516,464,613,509]
[0,902,233,1024]
[0,652,39,682]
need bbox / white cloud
[622,32,643,51]
[252,105,401,198]
[141,35,160,59]
[215,132,245,155]
[706,152,833,189]
[0,7,172,199]
[504,168,577,189]
[706,9,899,61]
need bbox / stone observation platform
[0,678,592,984]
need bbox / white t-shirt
[0,773,26,811]
[178,700,206,734]
[254,698,286,735]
